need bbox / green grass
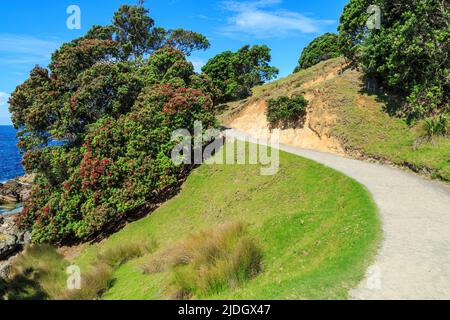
[68,143,381,300]
[327,76,450,182]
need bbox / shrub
[266,95,308,128]
[423,114,448,139]
[141,221,263,299]
[18,76,216,243]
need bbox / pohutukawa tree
[338,0,449,121]
[9,3,216,243]
[202,45,279,102]
[294,33,341,72]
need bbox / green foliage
[9,5,217,243]
[338,0,370,62]
[139,47,194,86]
[111,4,210,60]
[164,29,210,56]
[266,95,308,128]
[189,73,222,106]
[338,0,450,120]
[63,62,144,141]
[294,33,340,71]
[50,39,119,89]
[202,45,279,102]
[424,114,448,139]
[18,83,216,243]
[112,4,157,60]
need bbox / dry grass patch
[141,221,263,299]
[6,245,68,300]
[58,240,156,300]
[3,240,156,300]
[56,262,114,300]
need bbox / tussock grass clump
[6,245,68,300]
[141,221,263,299]
[423,114,448,139]
[56,262,114,300]
[59,240,156,300]
[3,240,155,300]
[97,240,157,268]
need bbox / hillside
[3,143,380,300]
[221,58,450,182]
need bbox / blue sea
[0,126,25,215]
[0,126,25,183]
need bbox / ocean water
[0,125,25,183]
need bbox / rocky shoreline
[0,215,31,278]
[0,176,33,279]
[0,176,33,205]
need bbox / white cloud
[219,0,334,39]
[0,34,60,65]
[0,92,10,106]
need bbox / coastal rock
[0,178,32,203]
[0,216,30,268]
[0,260,11,279]
[0,234,19,260]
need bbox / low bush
[266,94,308,128]
[141,221,263,299]
[423,114,448,139]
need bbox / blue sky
[0,0,348,125]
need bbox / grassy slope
[221,58,450,182]
[73,143,380,300]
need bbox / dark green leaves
[295,33,341,71]
[202,45,279,102]
[338,0,449,121]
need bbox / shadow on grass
[0,273,49,300]
[358,76,404,118]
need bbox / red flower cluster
[80,151,113,192]
[162,87,211,115]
